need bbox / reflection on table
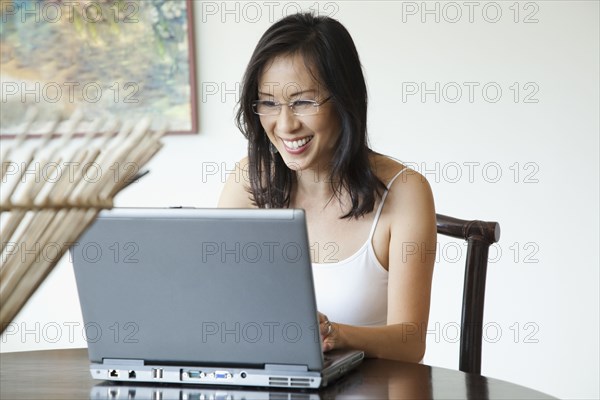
[0,349,555,400]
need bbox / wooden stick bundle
[0,114,165,333]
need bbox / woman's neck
[292,166,349,211]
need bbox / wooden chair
[436,213,501,375]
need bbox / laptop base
[92,351,363,389]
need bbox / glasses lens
[253,101,279,115]
[292,100,318,116]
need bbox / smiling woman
[218,12,437,363]
[257,54,341,173]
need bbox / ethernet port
[128,370,136,379]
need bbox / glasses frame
[251,95,333,116]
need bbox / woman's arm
[322,169,437,362]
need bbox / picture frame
[0,0,198,137]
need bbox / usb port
[152,368,163,379]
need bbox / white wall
[1,2,598,399]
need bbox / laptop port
[109,369,119,377]
[128,370,136,378]
[187,370,202,379]
[152,368,163,379]
[214,371,232,379]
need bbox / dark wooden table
[0,348,555,399]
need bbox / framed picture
[0,0,198,136]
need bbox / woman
[218,12,436,363]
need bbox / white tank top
[311,168,408,326]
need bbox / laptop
[71,207,364,389]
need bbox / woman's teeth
[283,136,313,149]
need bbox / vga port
[213,371,232,379]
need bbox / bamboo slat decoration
[0,113,165,334]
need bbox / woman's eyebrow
[287,89,316,97]
[258,89,317,98]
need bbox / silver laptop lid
[71,208,324,371]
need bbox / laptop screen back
[71,208,324,371]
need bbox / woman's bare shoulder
[370,153,414,184]
[217,156,256,208]
[371,153,434,215]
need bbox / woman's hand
[318,312,339,352]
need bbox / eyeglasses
[251,96,332,116]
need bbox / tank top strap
[367,167,409,240]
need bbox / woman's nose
[275,105,301,133]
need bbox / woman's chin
[283,158,307,171]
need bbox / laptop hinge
[264,364,308,372]
[102,358,145,366]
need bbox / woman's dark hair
[236,12,385,219]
